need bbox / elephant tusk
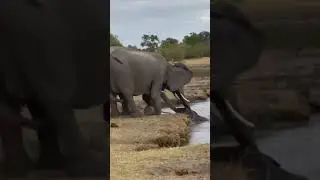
[224,100,255,128]
[173,92,179,99]
[177,90,190,103]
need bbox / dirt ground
[110,114,210,180]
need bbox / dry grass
[110,114,210,180]
[183,57,210,66]
[182,58,210,77]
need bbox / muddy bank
[110,114,210,180]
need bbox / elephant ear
[166,63,193,91]
[211,1,265,91]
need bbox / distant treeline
[110,31,210,61]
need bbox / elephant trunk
[160,91,179,112]
[160,90,191,113]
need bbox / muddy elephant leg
[119,94,130,115]
[26,100,66,170]
[122,93,142,117]
[142,94,155,115]
[0,101,33,177]
[110,94,120,117]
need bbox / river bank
[110,114,210,180]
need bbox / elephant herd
[0,1,310,179]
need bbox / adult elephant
[211,2,308,180]
[0,0,108,178]
[211,0,264,146]
[110,47,192,117]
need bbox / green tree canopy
[110,33,123,46]
[140,34,160,52]
[160,37,179,48]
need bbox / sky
[110,0,210,47]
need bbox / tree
[183,31,210,46]
[110,34,123,46]
[160,37,179,48]
[199,31,210,43]
[140,34,160,52]
[127,45,138,49]
[182,32,202,46]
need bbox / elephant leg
[0,101,33,177]
[110,93,120,117]
[26,100,66,170]
[122,93,142,117]
[39,102,108,177]
[119,94,130,115]
[148,82,162,115]
[142,94,155,115]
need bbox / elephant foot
[144,106,156,116]
[36,152,66,170]
[4,151,34,178]
[130,111,143,118]
[66,150,108,177]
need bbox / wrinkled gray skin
[110,47,193,117]
[0,0,108,178]
[211,2,308,180]
[211,1,264,147]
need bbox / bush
[184,43,210,59]
[159,44,185,62]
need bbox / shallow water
[162,98,210,145]
[256,114,320,180]
[214,114,320,180]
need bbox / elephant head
[211,1,265,146]
[161,62,193,112]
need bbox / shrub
[159,44,186,62]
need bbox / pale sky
[110,0,210,47]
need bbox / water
[162,98,320,179]
[162,98,211,145]
[256,114,320,180]
[214,114,320,180]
